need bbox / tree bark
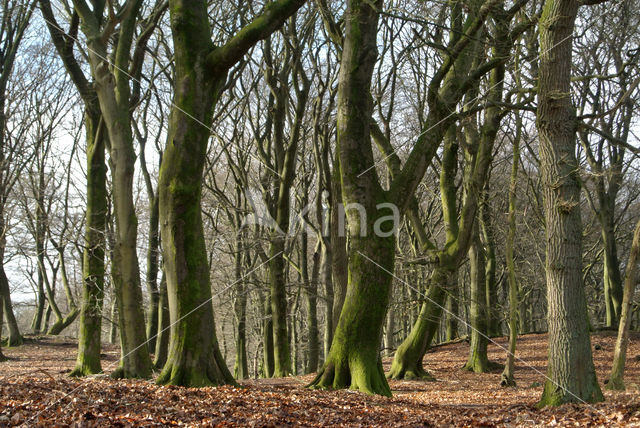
[262,293,275,377]
[0,290,5,361]
[304,237,320,374]
[536,0,603,406]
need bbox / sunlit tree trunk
[308,0,394,396]
[536,0,603,406]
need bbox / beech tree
[306,0,525,395]
[68,0,167,379]
[383,0,526,380]
[156,0,305,387]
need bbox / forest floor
[1,332,639,427]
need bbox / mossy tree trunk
[388,0,514,380]
[303,235,320,374]
[606,219,640,390]
[258,28,311,377]
[536,0,603,406]
[310,0,513,395]
[0,261,21,346]
[70,108,107,376]
[46,246,80,335]
[463,223,492,372]
[310,232,396,396]
[0,109,22,346]
[308,0,397,396]
[387,266,453,380]
[157,0,305,387]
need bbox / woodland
[1,0,640,425]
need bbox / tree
[69,0,168,379]
[386,0,522,380]
[308,0,521,395]
[501,107,522,387]
[575,0,640,329]
[156,0,305,387]
[536,0,604,407]
[254,22,311,376]
[39,0,109,375]
[606,218,640,390]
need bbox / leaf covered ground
[1,332,639,426]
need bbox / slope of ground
[0,332,639,426]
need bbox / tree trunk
[157,0,304,388]
[536,0,603,406]
[384,301,395,357]
[109,297,118,345]
[262,293,275,377]
[153,272,170,369]
[310,234,395,396]
[48,247,80,335]
[501,109,521,388]
[330,168,348,338]
[268,235,291,376]
[481,195,500,337]
[233,244,248,379]
[31,274,45,333]
[445,292,458,342]
[602,217,623,328]
[463,223,493,372]
[0,292,5,361]
[307,0,397,396]
[70,109,107,376]
[320,240,333,364]
[304,239,320,374]
[79,1,152,379]
[606,219,640,390]
[156,64,233,385]
[0,265,21,346]
[387,265,452,380]
[145,195,160,351]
